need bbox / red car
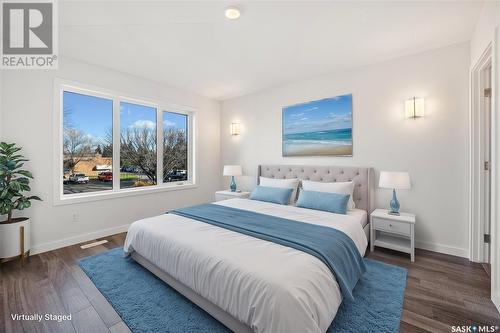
[98,172,113,182]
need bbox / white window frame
[53,79,197,205]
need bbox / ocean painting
[282,94,353,156]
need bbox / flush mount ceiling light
[225,6,241,20]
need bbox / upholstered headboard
[258,164,374,214]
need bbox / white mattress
[347,208,368,228]
[124,198,368,333]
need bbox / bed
[124,165,374,333]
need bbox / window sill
[54,183,198,206]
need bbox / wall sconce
[405,97,425,118]
[230,122,240,136]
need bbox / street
[63,179,136,194]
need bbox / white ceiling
[60,1,484,100]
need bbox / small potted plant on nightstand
[0,142,41,263]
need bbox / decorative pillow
[296,189,350,215]
[259,177,300,204]
[301,180,356,210]
[250,186,294,205]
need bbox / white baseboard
[30,224,130,255]
[29,226,469,260]
[415,240,469,258]
[493,290,500,314]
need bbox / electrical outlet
[72,212,79,223]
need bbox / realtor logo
[1,0,58,69]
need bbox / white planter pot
[0,218,30,260]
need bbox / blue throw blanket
[170,204,366,301]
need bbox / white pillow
[259,177,300,204]
[301,180,356,210]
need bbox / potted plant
[0,142,41,262]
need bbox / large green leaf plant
[0,142,41,223]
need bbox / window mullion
[157,107,163,185]
[189,112,195,184]
[112,98,120,191]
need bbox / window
[57,83,194,202]
[63,91,113,194]
[120,102,157,189]
[163,112,188,183]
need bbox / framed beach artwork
[282,94,353,156]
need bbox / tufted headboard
[258,164,374,214]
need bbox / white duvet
[124,198,368,333]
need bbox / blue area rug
[79,248,407,333]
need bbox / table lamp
[379,171,411,215]
[223,165,242,192]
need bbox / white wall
[470,1,500,66]
[492,26,500,314]
[470,2,500,312]
[1,57,221,253]
[221,42,470,257]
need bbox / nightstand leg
[410,224,415,262]
[370,224,374,252]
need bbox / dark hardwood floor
[1,233,499,333]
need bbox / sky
[120,101,157,132]
[282,94,352,134]
[163,111,187,132]
[63,91,187,144]
[63,91,112,144]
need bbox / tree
[102,144,113,158]
[102,128,113,158]
[114,127,188,182]
[63,129,94,173]
[120,127,157,182]
[95,145,103,155]
[163,128,187,180]
[118,126,188,183]
[0,142,41,223]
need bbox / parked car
[69,173,89,184]
[165,170,187,182]
[121,166,139,173]
[63,168,71,184]
[98,171,113,182]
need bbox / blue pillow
[250,186,294,205]
[296,189,350,214]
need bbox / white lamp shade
[223,165,242,176]
[379,171,411,190]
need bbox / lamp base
[389,189,400,215]
[387,211,401,216]
[230,176,237,192]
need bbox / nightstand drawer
[372,217,410,235]
[215,194,233,201]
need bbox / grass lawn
[79,173,140,181]
[120,172,140,180]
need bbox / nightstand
[215,190,251,201]
[370,208,416,262]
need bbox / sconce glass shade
[230,122,240,136]
[405,97,425,118]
